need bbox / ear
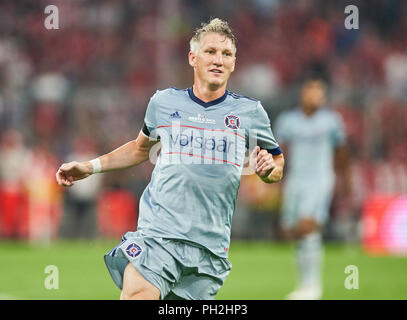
[188,51,196,68]
[230,56,236,73]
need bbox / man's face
[189,32,236,89]
[301,81,326,111]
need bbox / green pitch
[0,240,406,300]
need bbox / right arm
[56,130,158,187]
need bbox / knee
[295,218,320,239]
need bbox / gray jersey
[275,107,345,185]
[139,87,281,258]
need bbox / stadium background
[0,0,407,299]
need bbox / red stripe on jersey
[163,152,241,167]
[157,125,247,141]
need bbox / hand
[249,146,276,177]
[56,161,93,187]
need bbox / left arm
[334,144,351,196]
[248,101,285,183]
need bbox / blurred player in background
[56,18,284,300]
[275,79,350,300]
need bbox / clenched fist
[249,146,284,183]
[56,161,93,187]
[249,146,275,177]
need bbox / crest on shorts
[224,115,240,129]
[125,243,142,258]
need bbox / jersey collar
[187,87,228,108]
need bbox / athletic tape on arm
[90,158,102,174]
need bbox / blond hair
[190,18,237,55]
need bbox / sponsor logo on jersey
[224,115,240,129]
[125,243,142,258]
[188,113,216,124]
[169,132,235,153]
[170,111,181,119]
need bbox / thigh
[121,262,161,300]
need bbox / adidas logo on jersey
[170,111,181,119]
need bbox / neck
[302,106,318,117]
[192,81,227,103]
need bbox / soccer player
[274,79,350,300]
[56,18,284,300]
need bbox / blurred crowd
[0,0,406,241]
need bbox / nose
[213,52,223,66]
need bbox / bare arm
[56,131,158,187]
[334,144,351,195]
[96,131,158,173]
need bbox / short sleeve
[274,112,291,144]
[248,102,282,155]
[144,91,159,133]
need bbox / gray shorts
[281,180,334,229]
[104,230,232,300]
